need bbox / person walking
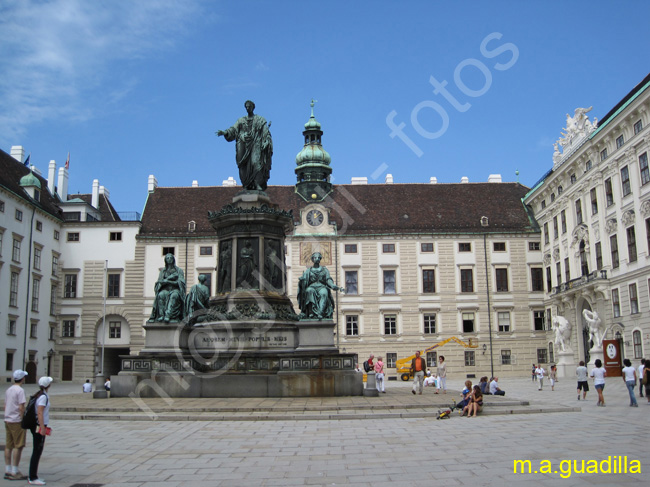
[4,370,28,480]
[549,365,557,391]
[535,364,546,390]
[436,356,447,394]
[532,364,537,382]
[374,357,385,393]
[622,359,638,407]
[638,359,645,398]
[576,361,589,401]
[644,361,650,405]
[410,351,426,395]
[28,377,53,486]
[590,359,606,407]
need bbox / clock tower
[294,100,333,202]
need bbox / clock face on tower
[306,209,324,226]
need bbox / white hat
[38,376,53,388]
[13,370,28,381]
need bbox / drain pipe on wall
[483,232,494,379]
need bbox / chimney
[488,174,502,183]
[57,166,69,201]
[10,146,25,163]
[385,174,394,184]
[99,185,110,200]
[148,174,158,193]
[47,161,56,194]
[31,166,42,176]
[351,177,368,185]
[460,177,469,183]
[429,177,438,184]
[222,177,237,187]
[92,179,100,208]
[192,180,199,187]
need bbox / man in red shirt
[411,351,426,395]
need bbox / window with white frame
[627,226,637,263]
[33,246,41,270]
[621,166,631,196]
[634,119,643,134]
[384,314,397,335]
[462,312,475,333]
[62,320,75,337]
[345,271,358,295]
[537,348,548,364]
[605,178,614,206]
[611,235,619,268]
[420,242,434,252]
[64,274,77,298]
[109,321,122,339]
[426,351,437,367]
[464,350,475,366]
[422,269,435,293]
[30,322,38,338]
[590,188,598,215]
[533,310,545,331]
[108,273,120,298]
[495,268,508,292]
[423,314,436,334]
[12,238,21,262]
[386,353,397,368]
[639,152,650,186]
[31,278,40,312]
[7,319,17,335]
[612,289,621,318]
[50,285,56,315]
[460,269,474,293]
[616,135,624,149]
[497,311,511,332]
[382,243,395,253]
[10,272,19,307]
[383,270,396,294]
[633,330,642,359]
[346,315,359,336]
[630,283,639,314]
[501,350,512,365]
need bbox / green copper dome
[294,100,333,202]
[20,171,41,189]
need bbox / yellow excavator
[395,337,478,381]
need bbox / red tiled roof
[140,183,537,237]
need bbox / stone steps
[49,401,580,421]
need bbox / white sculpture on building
[583,309,607,349]
[552,316,573,352]
[554,107,599,166]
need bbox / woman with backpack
[28,377,52,486]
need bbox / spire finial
[310,98,317,118]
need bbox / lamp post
[94,260,108,398]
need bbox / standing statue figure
[297,252,344,320]
[238,239,257,288]
[583,309,607,349]
[552,316,573,352]
[185,274,210,319]
[218,241,232,293]
[216,100,273,191]
[149,253,186,323]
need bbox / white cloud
[0,0,206,145]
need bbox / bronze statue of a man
[216,100,273,191]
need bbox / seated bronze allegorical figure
[185,274,210,320]
[297,252,344,320]
[149,253,186,323]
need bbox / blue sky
[2,0,650,214]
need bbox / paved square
[2,376,647,486]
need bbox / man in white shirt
[489,377,505,396]
[535,365,546,390]
[4,370,28,480]
[82,380,92,393]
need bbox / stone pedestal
[554,350,576,378]
[363,371,379,397]
[112,191,362,398]
[588,347,604,372]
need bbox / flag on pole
[65,152,70,170]
[24,153,31,166]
